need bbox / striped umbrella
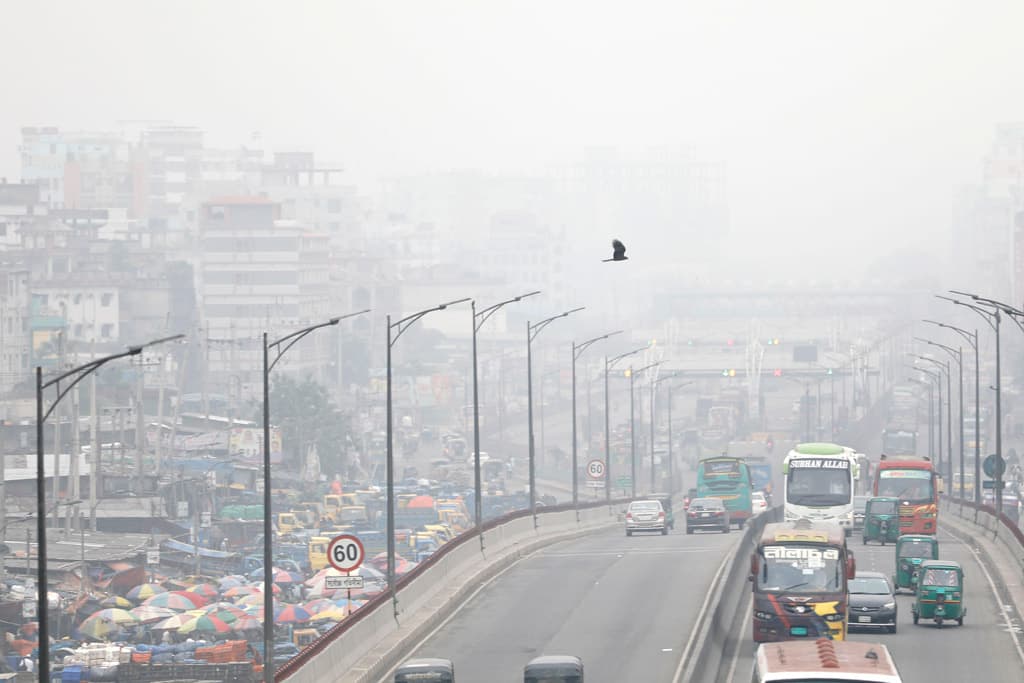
[205,606,246,624]
[232,615,263,632]
[169,590,208,608]
[142,592,198,611]
[186,583,218,600]
[178,614,232,635]
[100,596,133,609]
[309,608,347,622]
[274,605,312,624]
[78,614,129,641]
[303,599,336,614]
[224,586,260,598]
[152,613,193,631]
[218,576,246,591]
[86,608,138,625]
[127,584,167,602]
[130,605,177,624]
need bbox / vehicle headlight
[883,602,895,610]
[754,610,775,621]
[824,613,845,622]
[845,511,853,520]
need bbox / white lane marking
[671,538,737,683]
[938,528,1024,668]
[545,547,720,557]
[726,596,753,683]
[661,648,673,652]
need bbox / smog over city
[2,2,1024,681]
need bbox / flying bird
[603,239,628,262]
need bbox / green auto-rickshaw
[893,534,939,593]
[650,493,675,530]
[912,559,965,628]
[862,496,900,545]
[395,658,455,682]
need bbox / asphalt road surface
[392,522,737,682]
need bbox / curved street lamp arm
[915,338,961,367]
[574,331,623,360]
[608,344,650,368]
[529,307,585,342]
[922,320,979,351]
[475,291,542,332]
[937,295,998,333]
[392,299,470,345]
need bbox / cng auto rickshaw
[650,493,675,530]
[524,655,583,683]
[912,559,965,627]
[395,658,455,682]
[893,534,939,593]
[862,496,900,545]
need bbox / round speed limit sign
[587,459,606,480]
[327,534,365,572]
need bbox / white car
[751,491,768,515]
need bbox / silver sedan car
[625,500,667,536]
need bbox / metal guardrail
[945,495,1024,548]
[276,497,633,680]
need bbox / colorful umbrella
[77,614,126,641]
[186,584,218,600]
[254,582,282,595]
[179,614,232,635]
[152,614,192,631]
[309,608,347,622]
[126,583,167,601]
[303,599,336,614]
[224,586,260,598]
[142,592,198,611]
[100,596,133,609]
[87,608,138,625]
[274,605,312,624]
[235,594,264,607]
[218,576,246,591]
[231,615,263,632]
[169,590,208,607]
[249,567,302,584]
[130,605,177,624]
[205,607,246,624]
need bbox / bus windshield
[898,540,934,558]
[787,465,851,507]
[757,544,844,592]
[700,460,742,490]
[877,470,933,503]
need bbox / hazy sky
[4,1,1024,271]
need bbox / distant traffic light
[773,368,782,377]
[826,367,834,375]
[721,368,736,377]
[727,338,735,346]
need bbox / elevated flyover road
[726,529,1024,683]
[383,522,739,682]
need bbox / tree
[260,375,352,477]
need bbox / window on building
[101,323,113,338]
[101,293,113,307]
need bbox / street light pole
[527,307,583,526]
[916,337,964,498]
[263,311,368,682]
[907,376,934,460]
[387,299,468,614]
[572,332,621,518]
[36,333,183,681]
[471,292,540,548]
[629,362,661,499]
[944,292,1005,513]
[925,319,981,504]
[605,345,646,503]
[908,363,942,463]
[651,373,690,494]
[914,355,952,488]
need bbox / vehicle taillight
[626,512,633,520]
[688,511,698,517]
[659,511,665,519]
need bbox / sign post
[327,534,365,617]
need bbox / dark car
[853,495,869,531]
[683,488,699,510]
[685,497,730,534]
[848,571,898,633]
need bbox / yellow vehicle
[308,536,330,572]
[423,524,454,543]
[274,512,304,535]
[340,505,369,526]
[290,503,321,529]
[397,493,417,510]
[324,494,344,522]
[293,628,319,648]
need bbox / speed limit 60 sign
[587,459,606,480]
[328,534,365,572]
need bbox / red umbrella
[406,495,434,509]
[274,605,312,624]
[186,584,218,600]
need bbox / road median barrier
[675,507,781,683]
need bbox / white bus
[754,640,902,683]
[782,443,859,536]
